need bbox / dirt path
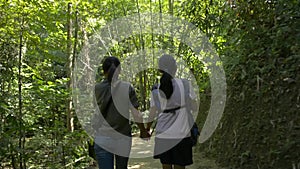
[87,136,225,169]
[128,150,223,169]
[128,137,225,169]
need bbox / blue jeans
[94,143,129,169]
[94,137,131,169]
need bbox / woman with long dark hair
[147,54,197,169]
[93,56,149,169]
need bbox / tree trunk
[18,16,26,169]
[149,0,156,109]
[66,2,74,132]
[72,10,78,76]
[168,0,174,53]
[135,0,147,111]
[158,0,166,50]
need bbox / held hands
[140,129,151,140]
[136,109,155,140]
[139,123,151,140]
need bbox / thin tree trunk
[67,2,74,132]
[18,16,25,169]
[168,0,174,53]
[150,0,156,109]
[72,10,78,75]
[205,0,209,35]
[136,0,147,111]
[158,0,165,49]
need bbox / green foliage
[183,0,300,168]
[1,0,298,168]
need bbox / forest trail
[128,151,223,169]
[87,136,225,169]
[127,136,225,169]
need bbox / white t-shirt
[150,78,196,139]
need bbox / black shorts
[154,137,193,166]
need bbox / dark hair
[158,54,177,99]
[102,56,120,83]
